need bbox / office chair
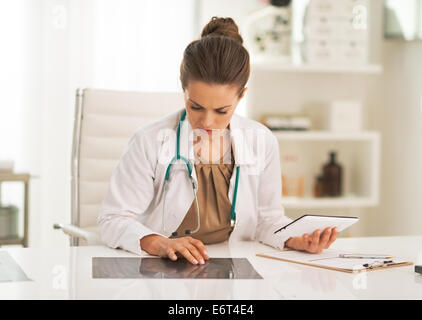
[54,88,184,246]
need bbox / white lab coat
[98,108,292,255]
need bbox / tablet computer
[92,257,263,279]
[274,214,359,238]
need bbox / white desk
[1,236,422,299]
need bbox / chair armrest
[53,223,101,244]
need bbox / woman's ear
[238,87,248,100]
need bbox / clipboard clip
[362,260,394,269]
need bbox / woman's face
[184,80,247,133]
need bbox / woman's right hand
[140,234,209,265]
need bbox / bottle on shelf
[322,151,343,197]
[281,153,304,198]
[313,174,324,198]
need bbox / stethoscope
[162,109,240,237]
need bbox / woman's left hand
[285,227,339,254]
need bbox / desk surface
[1,236,422,299]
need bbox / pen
[339,254,393,259]
[362,260,394,268]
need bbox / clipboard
[256,249,413,273]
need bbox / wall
[366,40,422,236]
[28,0,76,248]
[20,0,95,248]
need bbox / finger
[309,229,321,252]
[302,234,311,251]
[325,227,339,248]
[186,243,205,265]
[176,246,199,265]
[319,227,332,250]
[189,238,209,260]
[166,247,178,261]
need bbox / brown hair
[179,17,250,97]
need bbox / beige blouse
[172,147,235,244]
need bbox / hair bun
[201,16,243,44]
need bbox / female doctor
[98,17,338,265]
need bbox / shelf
[273,131,380,141]
[281,196,378,209]
[277,132,381,209]
[0,173,30,182]
[251,61,383,74]
[0,237,24,245]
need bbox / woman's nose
[200,115,215,129]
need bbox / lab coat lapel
[229,114,257,166]
[228,114,260,229]
[158,109,196,233]
[178,109,198,186]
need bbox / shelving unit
[273,130,379,141]
[0,173,30,247]
[275,131,380,209]
[251,61,383,74]
[281,196,378,209]
[243,1,383,212]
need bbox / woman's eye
[190,105,227,114]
